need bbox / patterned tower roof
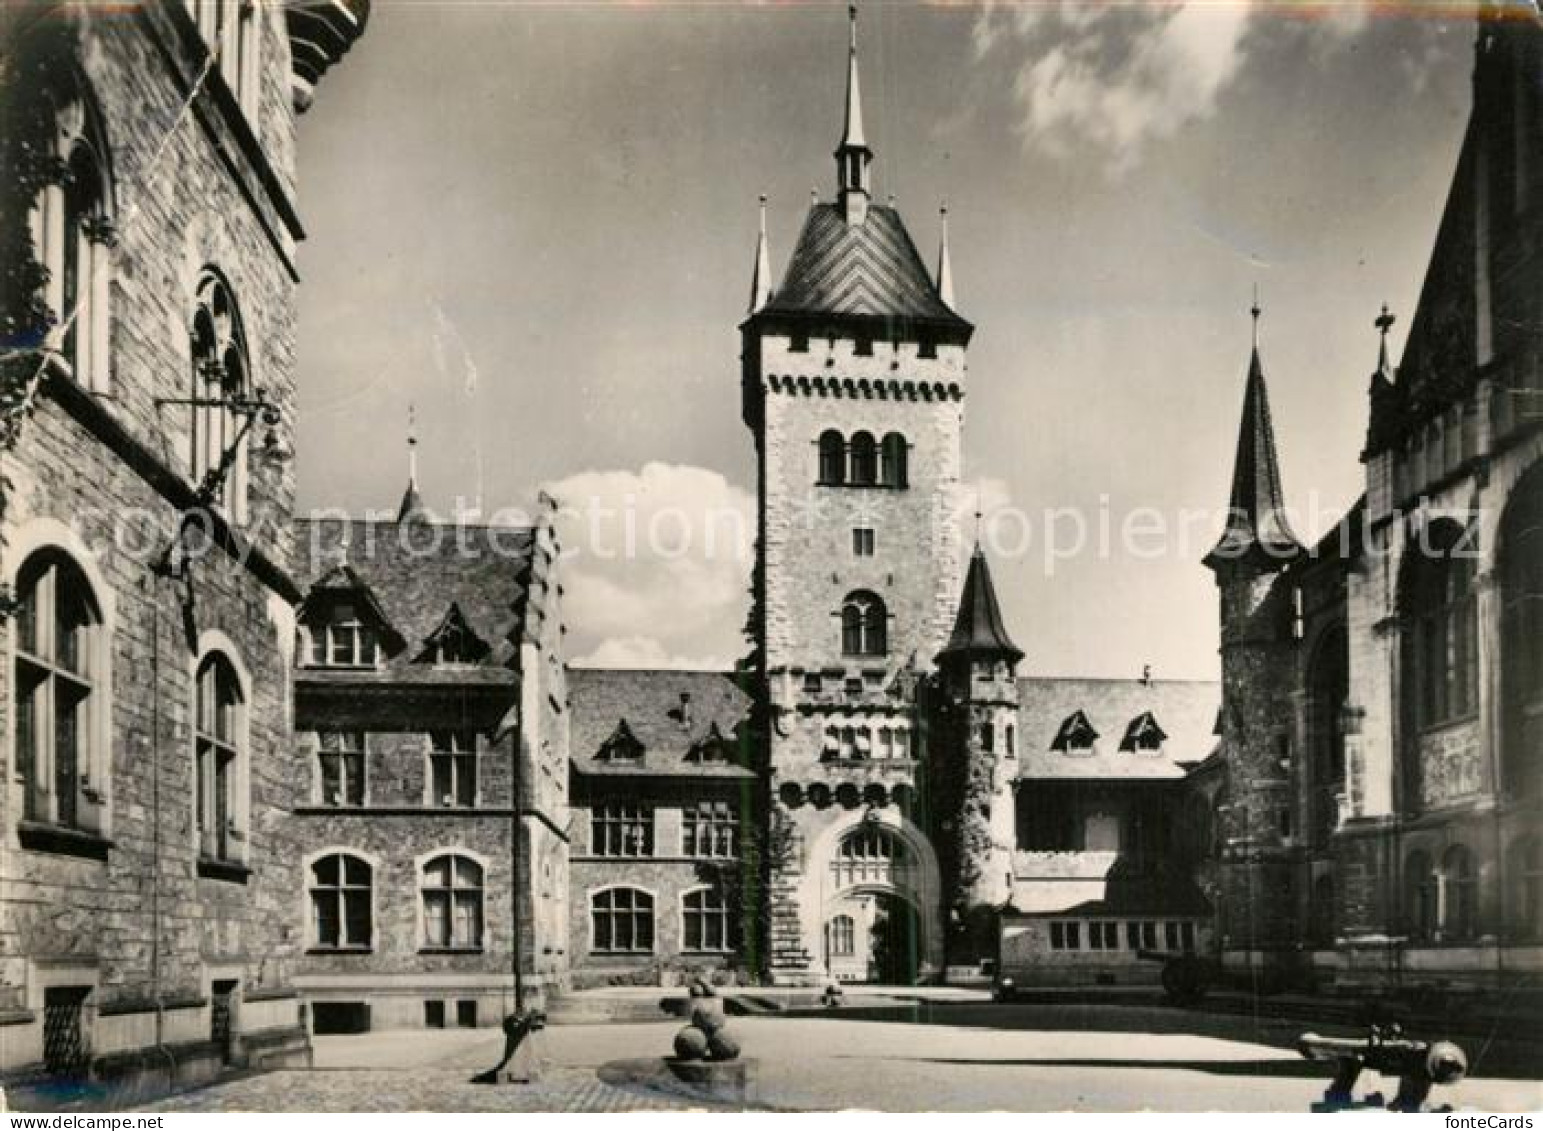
[763,203,971,330]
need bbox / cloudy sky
[292,0,1476,679]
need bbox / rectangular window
[424,1001,446,1029]
[456,1000,478,1029]
[429,730,477,808]
[1180,921,1196,951]
[591,803,653,857]
[790,332,809,353]
[682,800,739,858]
[318,730,365,807]
[918,338,938,360]
[854,337,873,357]
[803,673,822,694]
[1164,922,1181,951]
[980,724,994,753]
[1141,921,1158,950]
[1050,921,1081,951]
[852,528,875,557]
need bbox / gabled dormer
[415,602,490,667]
[1051,710,1099,755]
[297,563,404,669]
[597,719,644,763]
[1119,711,1168,755]
[686,721,734,765]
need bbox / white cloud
[542,462,754,673]
[975,0,1379,175]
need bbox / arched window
[1501,462,1543,797]
[848,432,877,486]
[1399,519,1479,807]
[840,590,887,656]
[28,71,114,391]
[591,888,654,954]
[1508,837,1543,941]
[13,549,104,833]
[880,433,908,488]
[682,888,738,953]
[1441,844,1478,940]
[189,271,251,520]
[818,430,846,486]
[831,825,915,889]
[1404,851,1437,942]
[1306,625,1349,842]
[195,651,245,865]
[310,853,372,949]
[422,854,485,950]
[827,914,855,957]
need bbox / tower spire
[1204,302,1301,571]
[398,404,427,522]
[938,545,1024,666]
[936,203,956,309]
[749,194,772,313]
[835,2,872,225]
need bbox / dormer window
[1120,711,1167,754]
[686,723,732,764]
[1051,710,1099,754]
[306,603,379,668]
[598,719,644,763]
[418,603,489,667]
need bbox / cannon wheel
[1161,957,1209,1005]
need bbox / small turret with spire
[835,3,872,226]
[397,404,428,523]
[936,204,956,310]
[1204,297,1301,573]
[748,194,772,313]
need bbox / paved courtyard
[129,1002,1543,1113]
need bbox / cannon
[1298,1024,1467,1112]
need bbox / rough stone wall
[0,4,310,1073]
[1213,567,1300,951]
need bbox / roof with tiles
[568,668,756,780]
[762,204,971,331]
[292,516,540,685]
[1015,677,1219,781]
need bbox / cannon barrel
[1298,1031,1466,1086]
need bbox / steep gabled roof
[1016,678,1218,781]
[569,668,756,781]
[762,204,971,332]
[293,517,538,684]
[938,546,1023,665]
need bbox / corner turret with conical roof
[932,541,1022,958]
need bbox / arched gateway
[804,814,942,984]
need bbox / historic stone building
[0,0,365,1088]
[1205,4,1543,996]
[722,7,1220,987]
[287,483,570,1029]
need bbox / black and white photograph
[0,0,1541,1115]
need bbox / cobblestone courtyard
[126,1003,1543,1113]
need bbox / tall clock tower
[740,5,973,984]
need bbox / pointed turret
[936,204,955,309]
[1205,303,1301,572]
[938,544,1023,665]
[748,194,772,313]
[397,406,428,523]
[834,3,872,226]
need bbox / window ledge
[418,947,485,955]
[306,947,373,956]
[197,856,252,883]
[17,820,111,861]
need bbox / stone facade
[1208,9,1543,994]
[289,508,570,1029]
[0,0,364,1089]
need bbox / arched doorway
[818,821,935,984]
